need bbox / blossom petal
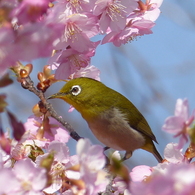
[162,116,184,134]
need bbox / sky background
[2,0,195,168]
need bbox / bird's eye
[71,85,81,96]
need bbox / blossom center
[64,22,81,42]
[21,180,32,191]
[68,54,88,69]
[107,0,126,21]
[67,0,82,11]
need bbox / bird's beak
[47,92,65,100]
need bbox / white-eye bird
[48,77,163,162]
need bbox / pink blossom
[131,163,195,195]
[50,41,100,80]
[47,141,72,164]
[69,65,101,81]
[53,8,99,52]
[10,131,45,161]
[162,99,195,149]
[56,0,96,13]
[134,0,163,22]
[0,148,12,168]
[74,138,108,194]
[14,22,63,61]
[0,25,17,72]
[130,165,153,182]
[112,176,128,195]
[24,116,70,143]
[11,141,31,161]
[102,17,155,46]
[163,143,184,163]
[0,168,20,194]
[36,141,78,194]
[94,0,138,33]
[37,153,63,194]
[11,0,50,24]
[13,158,47,194]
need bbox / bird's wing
[133,117,158,143]
[122,107,158,143]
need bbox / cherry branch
[21,76,82,142]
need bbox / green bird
[48,77,163,162]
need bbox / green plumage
[49,77,162,162]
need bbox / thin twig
[21,76,82,141]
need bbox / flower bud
[20,69,28,78]
[43,65,51,78]
[37,72,44,82]
[11,62,33,81]
[32,103,43,117]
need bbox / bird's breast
[86,108,146,152]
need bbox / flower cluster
[0,115,108,194]
[1,95,195,194]
[0,0,162,80]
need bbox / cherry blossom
[11,0,50,24]
[130,165,153,182]
[69,65,101,81]
[52,8,99,52]
[50,41,100,80]
[0,25,17,73]
[102,17,155,46]
[24,116,70,144]
[163,143,184,163]
[56,0,96,13]
[131,163,195,195]
[94,0,138,33]
[12,158,47,194]
[67,138,109,194]
[162,99,195,149]
[135,0,163,21]
[0,168,20,194]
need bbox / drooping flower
[50,41,100,80]
[94,0,138,33]
[102,17,155,46]
[52,8,99,52]
[162,99,195,149]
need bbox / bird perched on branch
[48,77,163,163]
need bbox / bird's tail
[141,138,163,163]
[152,146,163,163]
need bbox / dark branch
[21,76,82,142]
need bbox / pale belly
[87,108,146,152]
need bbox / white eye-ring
[71,85,81,96]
